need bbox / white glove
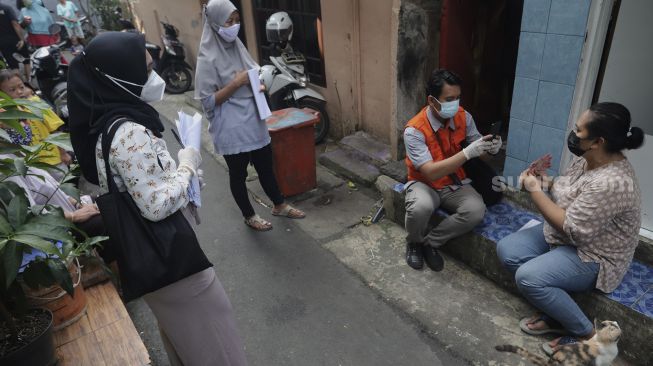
[462,137,493,160]
[488,136,502,155]
[177,147,202,176]
[197,169,207,191]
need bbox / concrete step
[340,131,392,166]
[375,175,653,365]
[318,148,381,187]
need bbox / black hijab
[68,32,164,184]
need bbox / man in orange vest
[404,69,501,271]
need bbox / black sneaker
[405,242,424,270]
[423,245,444,272]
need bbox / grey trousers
[405,181,486,247]
[144,268,248,366]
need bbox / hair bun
[625,126,644,150]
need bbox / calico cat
[495,320,621,366]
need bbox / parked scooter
[260,12,330,144]
[13,24,69,124]
[115,7,192,94]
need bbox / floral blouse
[95,121,191,222]
[544,157,641,293]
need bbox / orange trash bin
[266,108,320,197]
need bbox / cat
[495,320,621,366]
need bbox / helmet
[265,12,293,43]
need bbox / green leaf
[0,239,7,252]
[59,183,80,202]
[27,209,73,228]
[0,129,11,143]
[11,235,60,257]
[23,260,56,289]
[16,224,74,245]
[25,161,64,173]
[0,215,12,235]
[12,98,51,111]
[0,119,27,137]
[0,109,40,121]
[3,241,23,289]
[7,194,29,229]
[43,133,73,152]
[13,157,27,176]
[48,259,74,296]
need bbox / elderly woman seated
[496,102,644,355]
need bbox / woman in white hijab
[196,0,305,231]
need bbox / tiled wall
[504,0,591,183]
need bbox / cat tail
[495,345,549,366]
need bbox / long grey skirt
[143,268,248,366]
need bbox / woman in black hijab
[68,32,248,365]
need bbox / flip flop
[244,214,273,231]
[542,336,578,356]
[271,204,305,219]
[519,314,569,336]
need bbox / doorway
[593,0,653,236]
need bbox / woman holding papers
[196,0,305,231]
[68,32,248,365]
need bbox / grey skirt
[144,268,248,366]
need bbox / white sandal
[271,204,305,219]
[244,214,273,231]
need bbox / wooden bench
[53,282,150,365]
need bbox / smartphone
[489,121,503,139]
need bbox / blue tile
[528,124,565,171]
[506,118,534,161]
[516,32,546,79]
[521,0,551,33]
[534,81,574,130]
[631,288,653,318]
[606,280,646,307]
[510,77,539,121]
[502,156,528,187]
[540,34,584,85]
[547,0,591,36]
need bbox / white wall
[597,0,653,233]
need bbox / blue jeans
[496,224,599,336]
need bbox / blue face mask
[432,96,459,119]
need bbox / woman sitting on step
[496,102,644,355]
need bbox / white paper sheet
[518,219,542,232]
[248,68,272,120]
[176,110,203,207]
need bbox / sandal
[519,314,569,336]
[244,214,273,231]
[271,204,305,219]
[542,336,578,356]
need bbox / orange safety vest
[405,106,468,190]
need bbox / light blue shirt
[19,0,53,35]
[201,93,271,156]
[404,107,482,188]
[56,1,78,29]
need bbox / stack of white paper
[176,110,203,207]
[248,68,272,120]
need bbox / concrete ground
[123,94,630,366]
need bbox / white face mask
[433,97,459,119]
[100,69,166,103]
[218,23,240,43]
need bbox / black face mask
[567,131,591,157]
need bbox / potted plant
[0,92,107,365]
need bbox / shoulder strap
[101,117,131,193]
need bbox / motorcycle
[13,24,69,124]
[149,21,193,94]
[259,12,330,144]
[115,7,192,94]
